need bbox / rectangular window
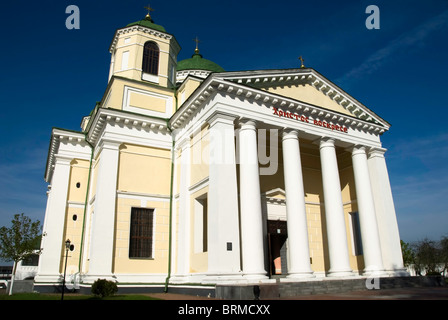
[121,50,129,70]
[349,211,363,256]
[129,207,154,258]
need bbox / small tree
[91,279,118,298]
[401,240,415,268]
[440,236,448,276]
[0,213,42,295]
[413,238,440,275]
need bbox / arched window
[142,41,159,75]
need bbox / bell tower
[108,8,180,88]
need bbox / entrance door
[267,220,287,276]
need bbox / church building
[34,11,407,294]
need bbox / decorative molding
[110,26,173,53]
[86,107,169,146]
[45,129,90,183]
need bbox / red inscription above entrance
[272,107,348,133]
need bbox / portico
[170,68,407,282]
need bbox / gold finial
[144,4,154,20]
[193,36,201,54]
[299,56,305,68]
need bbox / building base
[215,276,447,299]
[33,275,446,299]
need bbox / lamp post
[61,239,71,301]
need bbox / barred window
[129,208,154,258]
[142,41,159,75]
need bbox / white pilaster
[35,156,72,283]
[205,112,241,280]
[351,145,386,276]
[175,137,191,279]
[87,140,120,280]
[319,138,353,277]
[282,130,314,278]
[239,120,267,279]
[368,148,407,275]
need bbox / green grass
[0,292,160,300]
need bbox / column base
[34,273,62,284]
[243,271,269,281]
[385,268,410,277]
[363,266,389,277]
[327,269,355,278]
[286,271,315,279]
[82,273,117,284]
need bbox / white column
[35,156,72,283]
[239,120,267,279]
[368,148,407,275]
[176,137,191,278]
[206,112,241,279]
[87,140,120,279]
[319,138,353,277]
[351,145,386,276]
[282,130,314,278]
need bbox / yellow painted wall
[61,206,86,274]
[67,159,90,203]
[128,90,167,113]
[117,144,171,195]
[177,77,202,106]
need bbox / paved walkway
[151,286,448,300]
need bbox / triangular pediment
[264,188,286,200]
[218,69,389,128]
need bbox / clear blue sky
[1,0,447,265]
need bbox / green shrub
[91,279,118,298]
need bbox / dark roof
[177,53,225,73]
[126,16,166,33]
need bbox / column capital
[238,119,257,131]
[281,128,300,140]
[350,145,368,156]
[176,135,191,151]
[98,139,121,151]
[319,136,336,149]
[53,155,73,166]
[206,111,237,127]
[368,147,387,159]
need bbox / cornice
[45,129,89,183]
[109,25,180,54]
[86,107,169,145]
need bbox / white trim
[117,190,170,202]
[142,72,159,83]
[67,201,85,208]
[188,176,209,194]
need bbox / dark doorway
[267,220,287,276]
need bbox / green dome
[177,53,225,73]
[126,16,166,33]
